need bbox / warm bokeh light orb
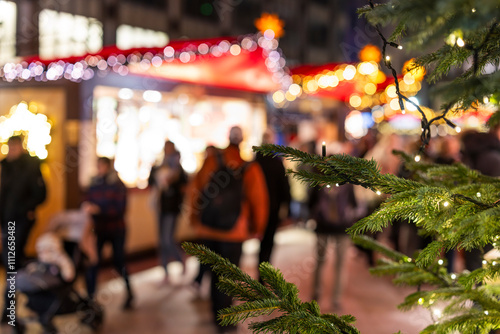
[359,44,382,63]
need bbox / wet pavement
[1,226,432,334]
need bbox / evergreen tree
[184,0,500,333]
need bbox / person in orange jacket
[188,126,268,333]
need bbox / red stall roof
[12,35,286,94]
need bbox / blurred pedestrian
[84,157,134,309]
[308,142,358,310]
[461,130,500,178]
[460,130,500,271]
[187,126,268,333]
[149,141,188,284]
[1,135,47,323]
[255,129,291,267]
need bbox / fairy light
[326,184,331,188]
[443,201,450,207]
[376,190,382,195]
[450,273,457,279]
[483,260,487,265]
[455,126,462,133]
[438,259,444,265]
[484,311,489,315]
[335,183,339,187]
[456,38,465,47]
[418,298,425,305]
[476,192,481,198]
[414,155,421,162]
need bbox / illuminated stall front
[89,85,267,190]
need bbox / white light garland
[0,34,291,92]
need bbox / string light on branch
[450,273,457,279]
[388,41,403,50]
[438,259,444,265]
[432,308,443,319]
[414,155,421,162]
[443,201,450,207]
[456,37,465,47]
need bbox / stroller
[16,210,104,333]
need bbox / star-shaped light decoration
[254,13,285,39]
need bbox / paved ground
[1,227,432,333]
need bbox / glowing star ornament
[359,45,382,63]
[255,13,285,39]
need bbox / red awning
[19,35,284,94]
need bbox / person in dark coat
[308,142,359,310]
[255,129,291,267]
[84,157,134,309]
[309,181,358,310]
[1,135,46,323]
[149,141,188,283]
[460,130,500,271]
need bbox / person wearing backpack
[188,126,268,333]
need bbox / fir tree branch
[182,242,360,333]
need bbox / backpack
[200,150,249,231]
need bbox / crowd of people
[1,124,499,333]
